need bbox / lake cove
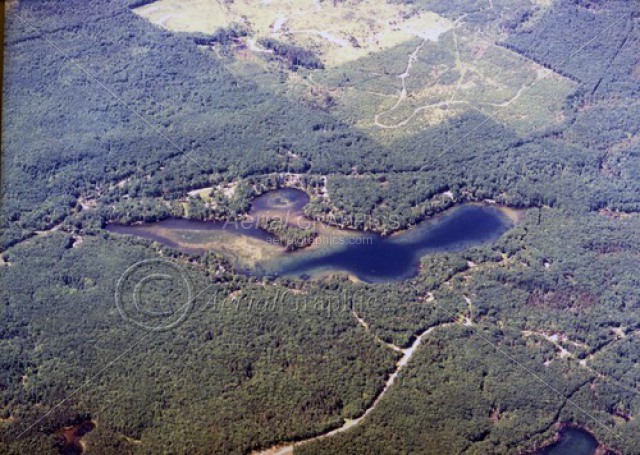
[107,189,515,283]
[536,427,599,455]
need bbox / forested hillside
[2,0,639,453]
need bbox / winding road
[254,315,455,455]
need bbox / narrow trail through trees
[254,311,455,455]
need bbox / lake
[537,427,599,455]
[107,188,515,282]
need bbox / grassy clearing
[308,27,575,140]
[134,0,574,139]
[133,0,452,66]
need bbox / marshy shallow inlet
[107,188,516,282]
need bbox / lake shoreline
[531,423,619,455]
[107,189,516,283]
[105,187,527,240]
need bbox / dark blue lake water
[265,204,512,282]
[108,189,515,282]
[537,428,599,455]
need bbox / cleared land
[134,0,574,138]
[307,26,576,138]
[133,0,452,66]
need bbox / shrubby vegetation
[258,217,318,251]
[190,23,249,47]
[258,38,325,71]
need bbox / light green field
[135,0,573,139]
[133,0,452,66]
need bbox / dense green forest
[257,217,318,251]
[2,0,640,454]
